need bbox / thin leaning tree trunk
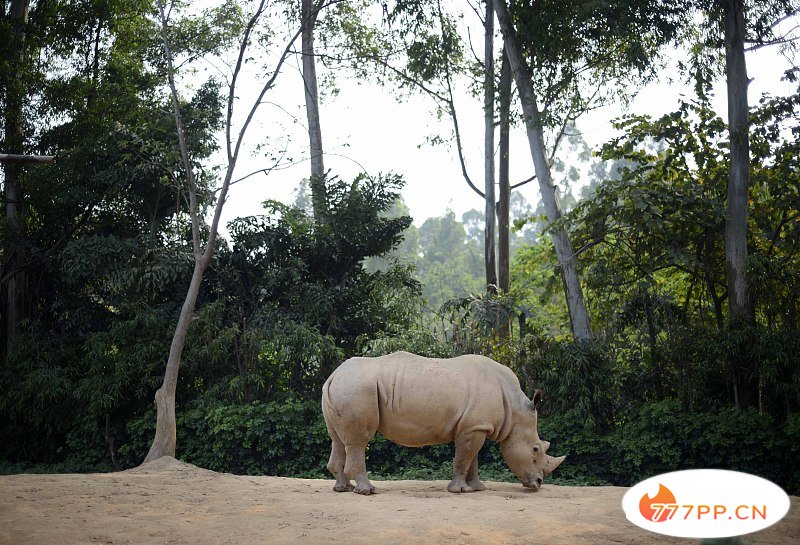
[497,47,511,295]
[145,259,208,462]
[484,0,497,293]
[494,0,592,340]
[302,0,327,224]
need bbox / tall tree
[2,0,31,356]
[145,0,305,461]
[301,0,327,224]
[492,0,683,338]
[717,0,799,323]
[497,48,512,294]
[723,0,753,324]
[483,0,497,292]
[493,0,591,339]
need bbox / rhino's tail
[322,375,341,418]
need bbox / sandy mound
[1,462,797,545]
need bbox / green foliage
[510,240,571,337]
[1,168,421,468]
[537,411,613,485]
[189,173,421,401]
[414,210,481,310]
[520,339,618,431]
[178,400,330,477]
[435,290,519,354]
[607,401,793,490]
[508,0,683,129]
[569,83,800,338]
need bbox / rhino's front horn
[543,454,566,477]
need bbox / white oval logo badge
[621,469,790,538]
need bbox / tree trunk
[497,47,511,294]
[483,0,497,293]
[494,0,592,340]
[144,255,210,462]
[2,0,31,358]
[723,0,758,409]
[302,0,327,224]
[723,0,752,324]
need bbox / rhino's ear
[530,389,543,411]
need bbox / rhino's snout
[522,476,543,491]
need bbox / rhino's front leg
[344,445,376,495]
[466,456,486,491]
[448,431,486,493]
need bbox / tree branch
[156,0,201,258]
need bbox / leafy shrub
[606,401,796,493]
[361,327,454,359]
[177,400,330,477]
[538,410,614,485]
[517,338,617,431]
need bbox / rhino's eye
[533,446,539,453]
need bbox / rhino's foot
[447,479,476,493]
[466,479,486,491]
[354,483,376,495]
[333,482,354,492]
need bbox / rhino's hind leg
[466,456,486,491]
[327,438,353,492]
[344,445,376,495]
[448,432,486,493]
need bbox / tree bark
[144,256,209,462]
[723,0,752,324]
[493,0,592,340]
[497,47,511,294]
[723,0,759,410]
[302,0,327,225]
[483,0,497,293]
[2,0,31,358]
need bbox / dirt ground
[0,457,797,545]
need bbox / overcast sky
[215,13,798,232]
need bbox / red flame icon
[639,484,677,522]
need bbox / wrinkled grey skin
[321,351,565,495]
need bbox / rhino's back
[323,352,522,447]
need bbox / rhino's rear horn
[544,454,566,477]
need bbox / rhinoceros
[321,351,565,495]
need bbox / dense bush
[15,398,778,496]
[516,338,618,431]
[536,401,800,493]
[607,401,796,489]
[0,173,421,470]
